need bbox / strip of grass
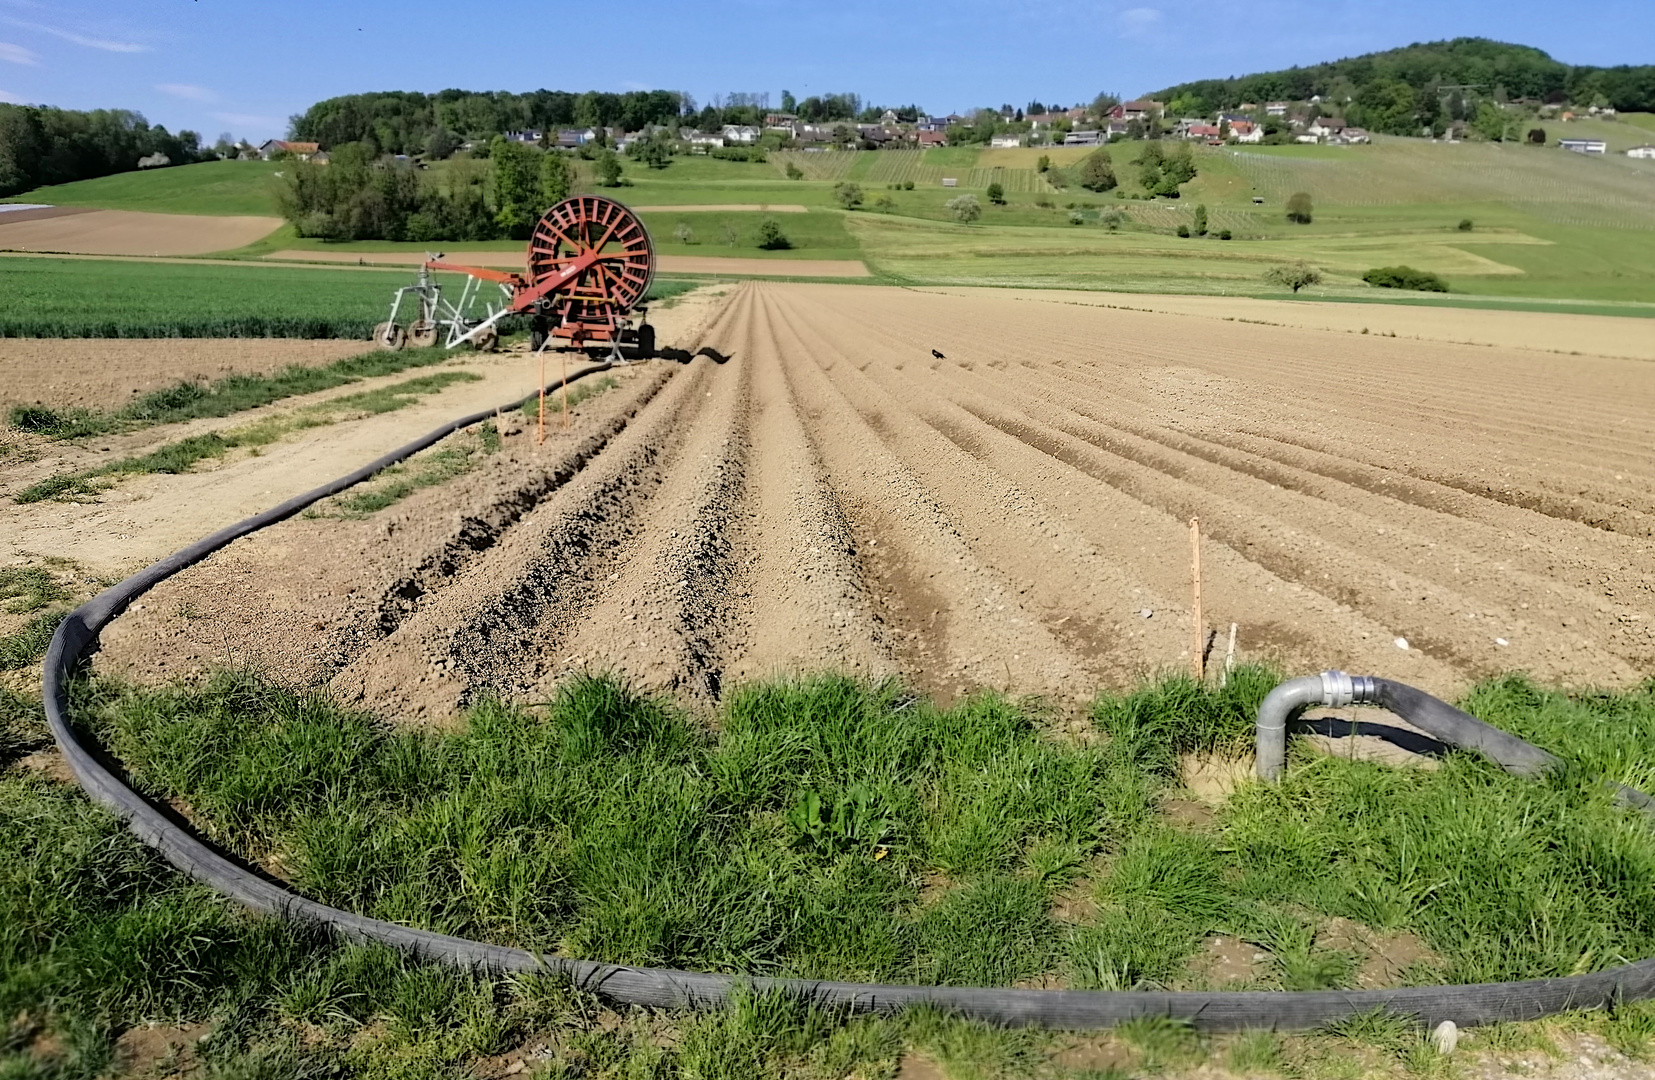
[11,670,1655,1076]
[313,421,501,518]
[76,667,1655,995]
[13,371,481,505]
[0,567,70,614]
[516,374,619,423]
[8,346,458,440]
[0,610,66,670]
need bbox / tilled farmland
[98,282,1655,716]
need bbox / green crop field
[0,257,404,338]
[1,160,286,217]
[0,257,699,339]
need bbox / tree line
[1152,38,1655,136]
[276,137,579,242]
[0,105,214,197]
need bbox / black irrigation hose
[36,361,1655,1031]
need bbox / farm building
[1628,145,1655,160]
[1229,120,1264,143]
[1308,117,1347,139]
[1560,138,1607,154]
[1109,101,1162,120]
[1063,130,1102,146]
[257,140,320,161]
[917,130,947,147]
[721,125,759,144]
[990,134,1022,148]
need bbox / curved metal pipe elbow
[1255,670,1376,781]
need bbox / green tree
[945,194,982,222]
[540,152,572,206]
[1472,101,1509,141]
[1458,218,1474,231]
[1265,261,1322,292]
[1077,149,1116,191]
[1526,127,1547,144]
[1193,204,1208,236]
[781,89,797,114]
[986,181,1006,204]
[1037,154,1051,172]
[785,162,804,180]
[490,137,542,238]
[1176,224,1190,237]
[833,181,864,209]
[1348,78,1419,135]
[630,136,671,168]
[595,148,623,187]
[756,217,791,249]
[1285,191,1313,224]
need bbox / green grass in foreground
[13,368,479,504]
[5,671,1655,1077]
[82,668,1655,990]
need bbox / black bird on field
[931,348,946,359]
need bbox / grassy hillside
[8,139,1655,309]
[2,160,285,216]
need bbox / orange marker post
[561,347,570,431]
[1190,516,1204,681]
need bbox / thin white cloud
[157,82,216,103]
[0,39,35,64]
[0,87,21,102]
[4,18,146,53]
[1117,6,1162,35]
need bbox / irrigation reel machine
[373,195,657,360]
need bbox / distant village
[250,97,1654,164]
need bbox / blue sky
[1,0,1651,141]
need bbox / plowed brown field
[95,282,1655,717]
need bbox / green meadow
[8,127,1655,308]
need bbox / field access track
[100,282,1655,716]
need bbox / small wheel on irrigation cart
[471,325,499,352]
[372,321,407,350]
[408,320,439,348]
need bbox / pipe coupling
[1317,670,1376,708]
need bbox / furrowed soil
[65,281,1655,718]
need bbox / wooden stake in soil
[1223,622,1238,686]
[1190,516,1204,681]
[536,349,546,446]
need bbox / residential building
[763,113,798,128]
[721,125,759,144]
[917,116,950,132]
[1307,117,1346,139]
[258,139,320,161]
[1265,101,1290,117]
[683,130,725,149]
[1183,123,1221,141]
[990,133,1023,148]
[879,109,899,125]
[1341,127,1371,145]
[1559,138,1607,154]
[1063,129,1102,146]
[917,129,947,147]
[1228,120,1263,143]
[504,130,543,144]
[1626,144,1655,159]
[1105,120,1130,141]
[1109,100,1162,120]
[556,128,599,147]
